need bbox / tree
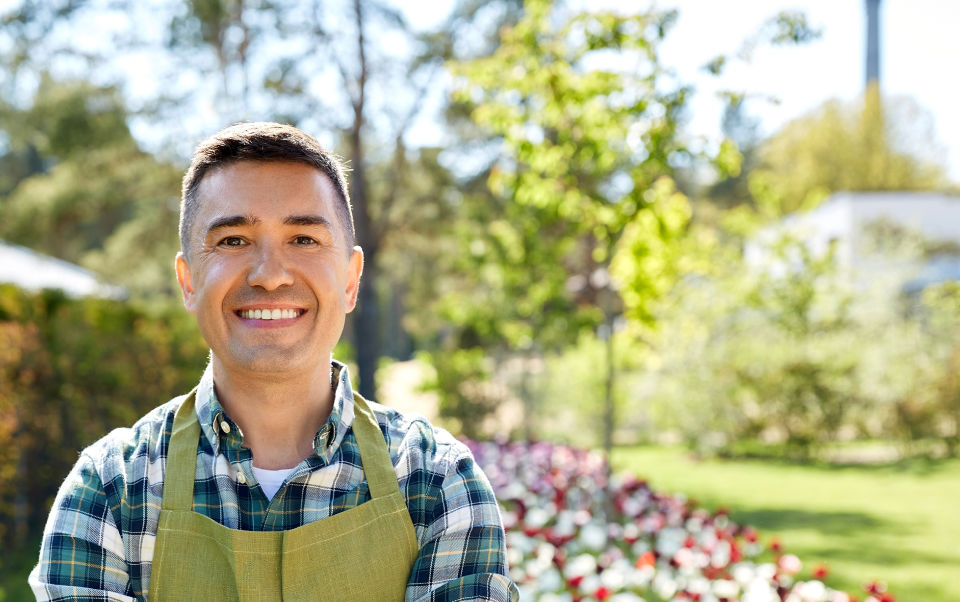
[448,0,693,451]
[0,76,183,299]
[749,86,950,214]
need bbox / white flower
[526,507,550,528]
[535,542,556,567]
[655,526,686,557]
[621,495,647,517]
[793,580,828,601]
[524,559,544,579]
[600,563,627,590]
[578,521,608,551]
[731,562,756,585]
[627,564,656,588]
[631,539,651,557]
[652,571,678,600]
[687,576,711,595]
[506,531,536,554]
[713,579,741,598]
[711,539,732,568]
[540,593,574,602]
[610,594,646,602]
[554,510,578,537]
[564,553,597,579]
[536,568,564,592]
[580,574,602,596]
[756,562,778,581]
[673,547,695,568]
[742,579,780,602]
[506,546,523,568]
[779,554,803,575]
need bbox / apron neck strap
[161,388,403,511]
[350,393,403,500]
[163,389,201,511]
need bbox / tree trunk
[348,0,380,398]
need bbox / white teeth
[241,309,300,320]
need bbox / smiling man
[31,122,518,601]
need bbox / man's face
[175,161,363,378]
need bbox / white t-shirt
[251,466,295,501]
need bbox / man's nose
[247,245,294,290]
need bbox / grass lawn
[613,446,960,602]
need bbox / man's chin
[215,347,318,377]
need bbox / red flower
[812,563,829,579]
[729,542,742,564]
[769,537,783,553]
[567,576,584,588]
[742,526,758,543]
[865,581,887,595]
[684,536,697,548]
[635,551,656,568]
[595,586,612,600]
[878,594,896,602]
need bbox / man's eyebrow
[206,214,259,236]
[284,215,333,228]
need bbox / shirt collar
[195,360,357,463]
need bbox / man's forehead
[196,163,336,214]
[198,160,335,195]
[190,161,349,245]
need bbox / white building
[0,241,126,299]
[745,191,960,291]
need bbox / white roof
[829,191,960,243]
[0,241,126,299]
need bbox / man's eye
[218,237,246,247]
[294,236,318,246]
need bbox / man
[30,122,518,601]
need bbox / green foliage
[643,214,960,459]
[439,0,693,433]
[749,86,949,214]
[0,77,184,299]
[418,349,498,440]
[0,285,207,547]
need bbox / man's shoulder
[362,397,473,473]
[79,394,185,470]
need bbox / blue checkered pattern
[29,362,518,601]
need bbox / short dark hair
[179,122,354,256]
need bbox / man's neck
[210,358,334,470]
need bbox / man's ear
[345,246,364,313]
[175,252,197,313]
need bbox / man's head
[175,123,363,378]
[180,122,355,258]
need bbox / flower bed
[465,439,894,602]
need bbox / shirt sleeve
[405,450,519,602]
[29,452,136,601]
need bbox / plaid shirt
[30,362,518,601]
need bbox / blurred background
[1,0,958,599]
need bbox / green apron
[147,390,419,601]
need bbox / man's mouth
[236,308,306,320]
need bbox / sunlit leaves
[750,86,948,215]
[450,0,692,347]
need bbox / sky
[2,0,955,181]
[654,0,960,180]
[404,0,960,181]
